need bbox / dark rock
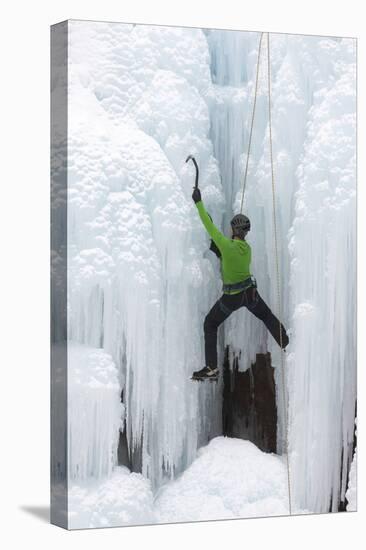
[223,348,277,453]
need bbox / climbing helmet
[230,213,251,232]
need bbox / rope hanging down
[239,32,293,514]
[240,32,264,213]
[266,32,293,516]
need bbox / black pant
[204,287,289,368]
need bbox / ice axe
[185,155,199,189]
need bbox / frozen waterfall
[67,21,224,488]
[65,20,356,515]
[206,30,356,512]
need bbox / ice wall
[287,38,356,511]
[67,21,224,488]
[207,30,270,370]
[206,31,356,512]
[68,344,122,479]
[67,21,356,512]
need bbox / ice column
[288,38,356,512]
[67,21,224,488]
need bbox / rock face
[223,350,277,453]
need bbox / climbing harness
[239,32,293,515]
[223,276,257,294]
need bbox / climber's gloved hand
[192,187,201,204]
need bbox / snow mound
[68,467,154,529]
[155,436,289,522]
[68,437,292,528]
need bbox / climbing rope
[266,32,293,515]
[239,30,293,514]
[240,32,264,213]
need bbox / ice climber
[190,180,289,382]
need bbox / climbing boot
[191,366,219,382]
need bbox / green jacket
[196,200,252,295]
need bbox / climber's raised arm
[192,189,229,252]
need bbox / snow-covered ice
[346,420,357,512]
[68,467,154,529]
[57,21,357,525]
[346,448,357,512]
[155,437,289,523]
[68,436,289,528]
[67,21,223,489]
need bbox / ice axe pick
[185,155,199,189]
